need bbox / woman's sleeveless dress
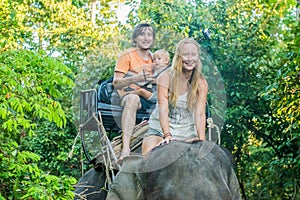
[146,93,197,140]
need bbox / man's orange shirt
[115,47,153,74]
[115,47,153,97]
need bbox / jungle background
[0,0,299,199]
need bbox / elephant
[75,140,241,200]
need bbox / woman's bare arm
[157,71,171,137]
[194,77,208,140]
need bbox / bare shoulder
[157,69,170,81]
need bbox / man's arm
[113,67,155,89]
[113,71,145,89]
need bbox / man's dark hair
[132,23,156,47]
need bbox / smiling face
[134,27,154,50]
[181,43,199,72]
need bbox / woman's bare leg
[142,135,164,157]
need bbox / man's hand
[132,70,154,84]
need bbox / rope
[102,154,113,187]
[206,118,221,145]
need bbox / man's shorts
[112,92,155,111]
[140,96,156,111]
[145,90,157,104]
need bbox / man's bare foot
[117,149,130,164]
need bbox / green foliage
[22,121,82,178]
[239,133,299,199]
[1,1,130,198]
[0,0,126,199]
[0,0,121,73]
[0,49,76,199]
[0,139,76,200]
[1,0,124,178]
[262,25,300,134]
[0,50,74,136]
[0,0,25,50]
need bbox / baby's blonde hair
[153,49,170,65]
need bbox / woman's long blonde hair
[169,38,204,110]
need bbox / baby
[126,49,170,103]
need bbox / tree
[1,0,126,178]
[0,49,76,199]
[0,0,134,198]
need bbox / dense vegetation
[0,0,299,199]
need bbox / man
[112,23,156,162]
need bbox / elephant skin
[74,167,108,200]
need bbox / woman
[142,38,208,156]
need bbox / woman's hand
[185,137,200,143]
[156,136,173,146]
